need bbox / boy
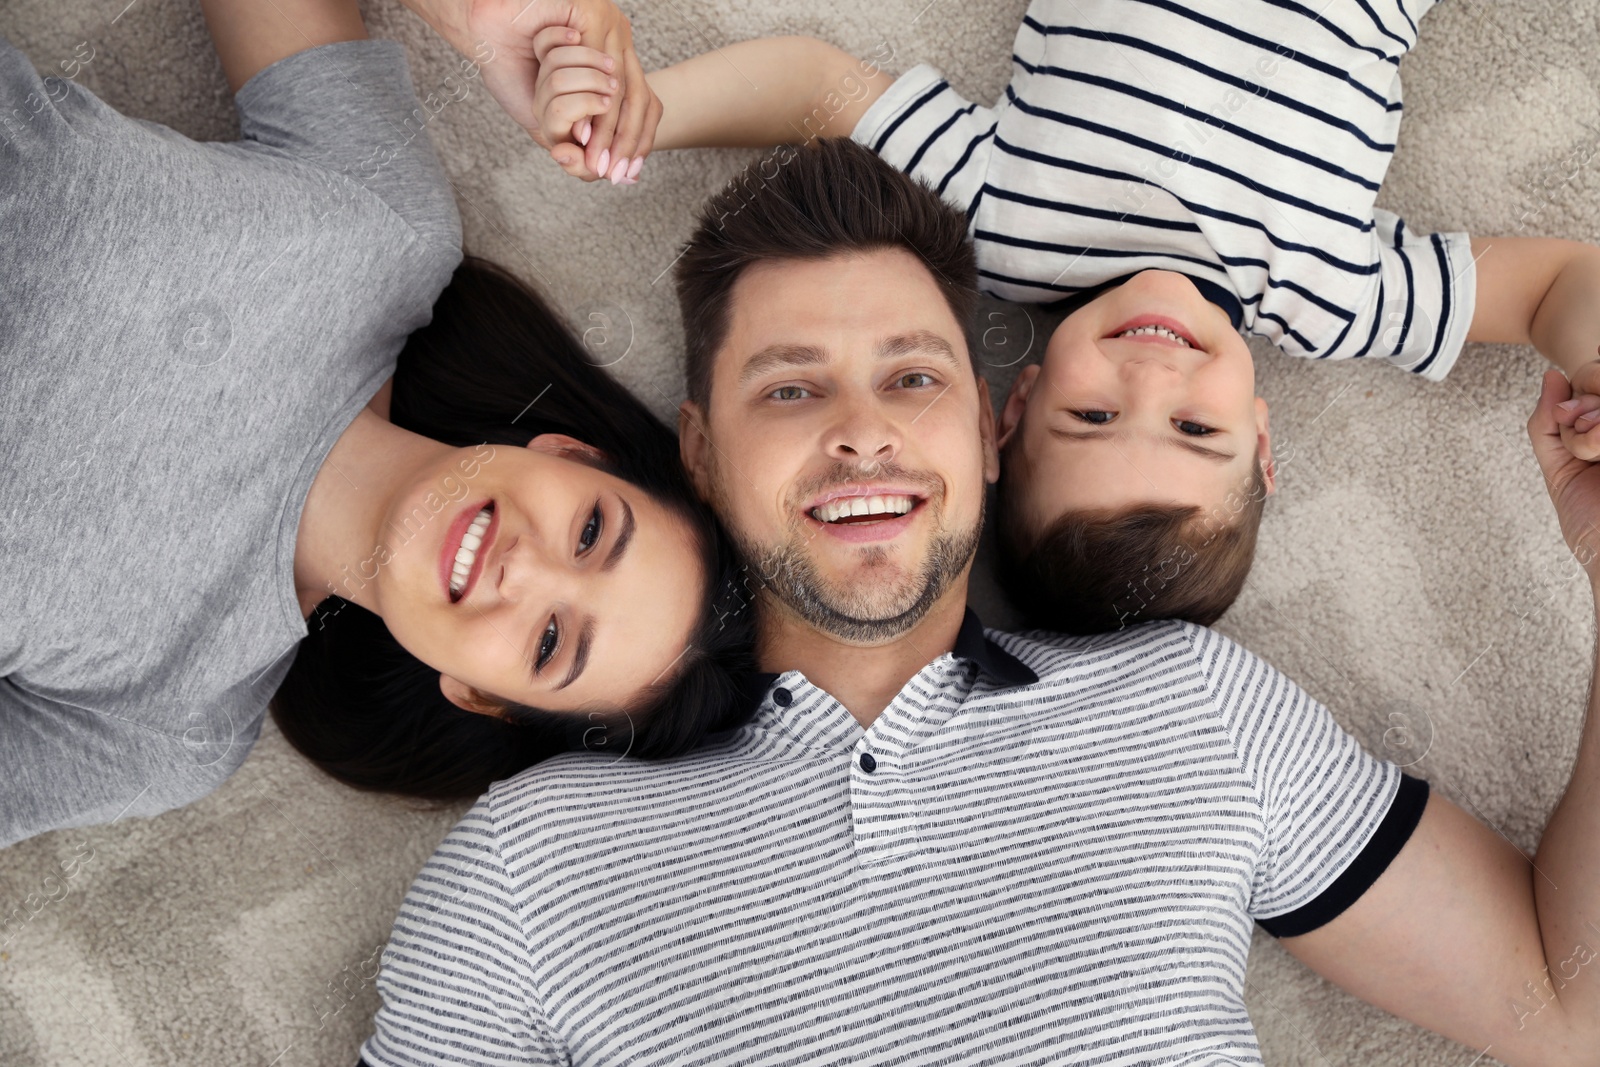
[531,0,1600,632]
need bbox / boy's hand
[1552,356,1600,461]
[464,0,656,182]
[1531,368,1600,579]
[529,23,658,182]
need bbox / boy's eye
[1072,410,1114,425]
[579,501,602,552]
[895,372,936,388]
[769,385,811,400]
[1175,420,1214,436]
[535,616,559,671]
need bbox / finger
[1560,391,1600,428]
[1530,368,1578,477]
[540,42,617,75]
[532,25,580,66]
[549,144,602,182]
[540,91,613,145]
[1562,424,1600,463]
[607,46,648,169]
[1570,352,1600,397]
[584,27,626,175]
[543,66,619,101]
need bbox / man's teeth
[1118,324,1191,347]
[449,506,492,597]
[809,494,915,524]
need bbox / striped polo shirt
[850,0,1476,380]
[361,613,1426,1066]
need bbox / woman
[0,0,753,849]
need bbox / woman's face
[369,434,704,718]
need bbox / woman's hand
[528,24,657,182]
[464,0,658,183]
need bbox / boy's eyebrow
[738,331,961,384]
[1048,426,1237,463]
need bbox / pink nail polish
[617,176,638,186]
[597,148,610,176]
[577,119,591,147]
[609,157,629,183]
[626,156,643,180]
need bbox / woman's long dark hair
[270,254,758,800]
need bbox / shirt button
[859,753,877,773]
[772,687,793,707]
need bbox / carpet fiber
[2,0,1597,1063]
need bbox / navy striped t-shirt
[361,616,1426,1066]
[850,0,1476,380]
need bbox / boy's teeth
[449,506,493,596]
[1117,324,1191,347]
[809,494,915,524]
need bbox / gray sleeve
[0,678,261,850]
[233,38,462,253]
[362,797,567,1067]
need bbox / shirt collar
[741,607,1037,704]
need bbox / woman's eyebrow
[556,617,596,691]
[602,498,636,573]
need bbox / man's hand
[464,0,657,183]
[1531,367,1600,575]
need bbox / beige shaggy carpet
[2,0,1598,1063]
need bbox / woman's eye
[579,502,602,553]
[1073,410,1114,425]
[769,385,810,401]
[535,616,559,671]
[1175,420,1214,436]
[896,372,935,389]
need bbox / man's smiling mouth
[809,493,917,525]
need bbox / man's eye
[535,616,559,671]
[896,372,935,388]
[1072,410,1114,425]
[1175,420,1214,436]
[579,502,602,552]
[769,385,810,400]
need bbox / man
[359,138,1600,1066]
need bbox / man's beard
[715,464,984,644]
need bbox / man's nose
[824,394,900,465]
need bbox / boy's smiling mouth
[1105,315,1202,352]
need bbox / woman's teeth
[810,494,915,524]
[1117,324,1192,347]
[450,506,492,598]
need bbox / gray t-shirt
[0,35,463,847]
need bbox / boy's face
[680,247,998,644]
[997,270,1275,534]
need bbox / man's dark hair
[271,255,759,801]
[995,439,1268,634]
[674,137,980,407]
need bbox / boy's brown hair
[674,137,980,407]
[994,434,1268,634]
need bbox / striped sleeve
[849,62,997,218]
[1326,209,1477,380]
[361,796,566,1067]
[1179,624,1416,931]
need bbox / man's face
[681,248,999,644]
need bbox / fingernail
[608,76,618,90]
[1560,398,1584,412]
[597,148,610,176]
[566,29,579,42]
[609,157,629,183]
[604,56,615,71]
[617,176,638,185]
[577,119,591,146]
[626,156,643,180]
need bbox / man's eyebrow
[556,616,595,691]
[602,497,635,573]
[1048,426,1237,462]
[737,331,963,386]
